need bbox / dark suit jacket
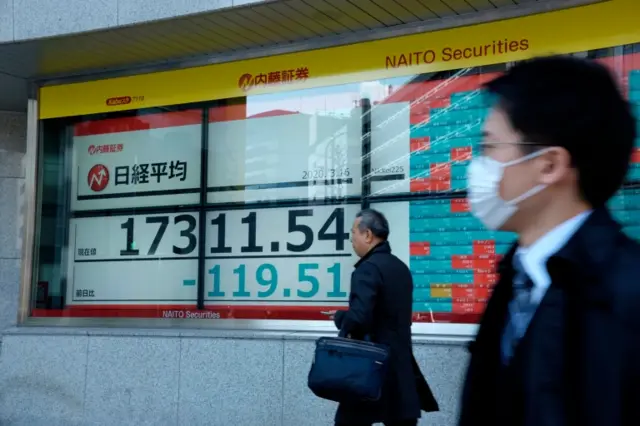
[334,241,438,424]
[458,208,640,426]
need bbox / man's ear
[365,229,374,243]
[539,147,571,185]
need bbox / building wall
[0,111,27,332]
[0,329,468,426]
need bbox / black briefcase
[307,336,390,403]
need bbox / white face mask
[467,149,551,230]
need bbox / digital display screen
[33,48,640,324]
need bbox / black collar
[355,241,391,267]
[497,207,621,283]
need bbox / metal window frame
[18,87,481,338]
[18,97,39,324]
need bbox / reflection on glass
[368,68,498,197]
[30,43,640,324]
[207,100,363,203]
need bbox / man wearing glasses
[458,56,640,426]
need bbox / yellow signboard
[39,0,640,119]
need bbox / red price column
[410,242,431,256]
[410,137,430,152]
[450,199,469,213]
[410,179,451,192]
[410,163,452,193]
[452,285,491,300]
[451,147,473,162]
[473,240,496,255]
[452,302,485,314]
[410,103,429,125]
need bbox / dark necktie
[501,253,535,364]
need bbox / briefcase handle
[338,329,372,342]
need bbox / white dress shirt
[515,210,592,305]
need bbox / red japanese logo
[88,144,123,155]
[238,73,254,92]
[88,164,109,192]
[237,67,310,93]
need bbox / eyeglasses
[478,141,550,153]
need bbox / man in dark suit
[332,209,438,426]
[459,56,640,426]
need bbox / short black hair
[356,209,389,240]
[484,55,636,208]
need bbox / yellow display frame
[39,0,639,119]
